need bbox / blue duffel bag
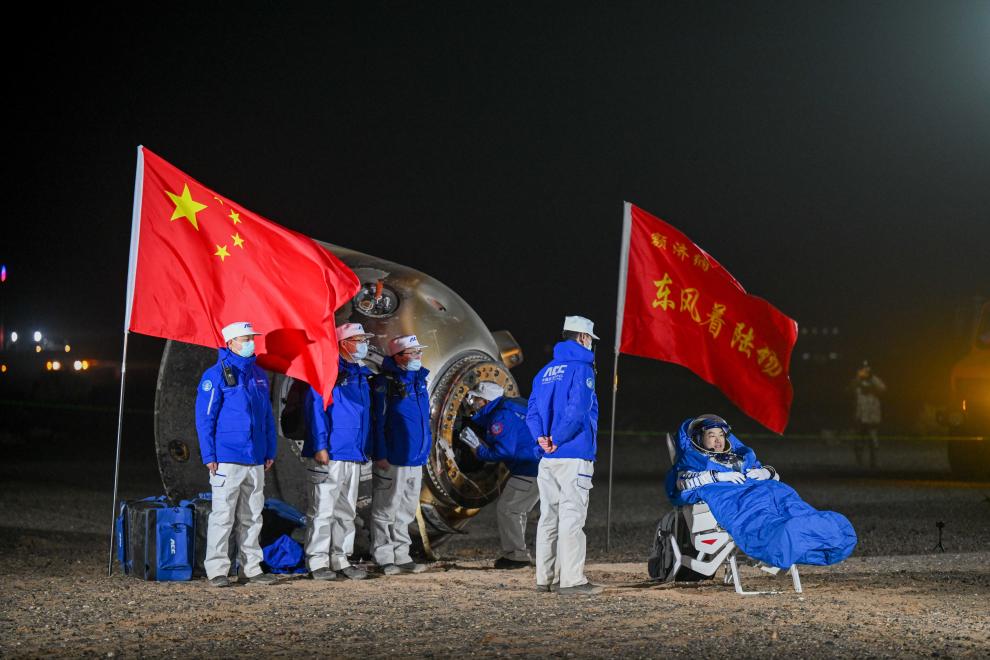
[115,496,194,581]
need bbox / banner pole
[107,331,131,576]
[606,351,620,552]
[108,146,145,576]
[606,202,633,553]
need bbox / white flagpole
[606,202,633,552]
[108,146,145,576]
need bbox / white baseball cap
[336,322,375,342]
[388,334,429,356]
[467,381,505,402]
[563,315,600,340]
[221,321,262,343]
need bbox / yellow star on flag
[232,233,245,249]
[166,184,208,231]
[214,245,230,262]
[229,210,241,225]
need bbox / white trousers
[304,460,362,571]
[205,462,265,579]
[535,458,593,588]
[370,464,422,566]
[496,475,540,562]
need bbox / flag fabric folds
[617,202,798,433]
[125,146,361,405]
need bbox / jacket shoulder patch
[202,380,213,392]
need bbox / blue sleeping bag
[665,418,857,568]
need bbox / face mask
[404,358,422,371]
[349,342,369,360]
[235,340,255,358]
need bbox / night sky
[4,2,989,432]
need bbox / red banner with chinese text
[618,202,798,433]
[126,147,361,406]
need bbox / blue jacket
[302,357,373,462]
[195,349,277,465]
[664,417,763,507]
[371,357,432,467]
[472,397,541,477]
[526,340,599,461]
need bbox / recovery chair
[665,433,802,595]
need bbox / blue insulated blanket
[665,418,857,568]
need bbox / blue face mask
[235,340,255,358]
[350,342,369,360]
[404,358,422,371]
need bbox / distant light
[46,361,52,371]
[33,331,42,342]
[52,361,61,371]
[9,332,16,343]
[82,360,90,370]
[64,345,71,353]
[1,264,6,282]
[35,345,42,353]
[801,352,810,360]
[1,364,7,373]
[73,360,83,371]
[829,352,838,360]
[962,399,967,412]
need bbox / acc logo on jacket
[541,364,568,383]
[490,422,504,436]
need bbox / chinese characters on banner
[126,147,361,406]
[618,202,798,433]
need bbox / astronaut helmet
[688,414,732,454]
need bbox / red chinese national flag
[125,146,361,405]
[617,202,798,433]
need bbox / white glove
[746,467,772,481]
[458,427,481,450]
[714,471,746,484]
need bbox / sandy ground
[1,434,989,658]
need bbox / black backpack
[646,509,712,582]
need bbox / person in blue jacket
[369,334,432,575]
[302,322,375,582]
[526,315,602,596]
[195,321,278,588]
[458,381,541,569]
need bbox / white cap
[336,322,374,342]
[563,315,599,340]
[467,381,505,402]
[221,321,262,343]
[388,334,429,356]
